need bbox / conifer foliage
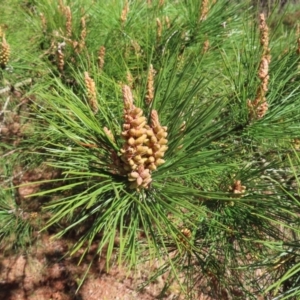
[1,0,300,298]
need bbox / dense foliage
[1,0,300,298]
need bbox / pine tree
[1,0,300,298]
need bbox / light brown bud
[104,127,115,142]
[128,177,136,182]
[145,64,156,105]
[78,16,87,52]
[122,85,134,110]
[129,128,146,137]
[136,176,143,186]
[148,163,157,171]
[199,0,209,21]
[136,121,147,129]
[126,71,134,87]
[150,136,158,144]
[165,16,170,28]
[136,145,147,154]
[128,137,135,146]
[129,171,139,179]
[132,107,143,117]
[121,0,129,26]
[156,159,165,166]
[140,158,148,164]
[120,85,167,190]
[150,110,161,129]
[152,144,160,151]
[146,129,154,137]
[65,6,72,38]
[140,169,150,179]
[128,159,135,166]
[135,145,146,153]
[84,72,98,113]
[142,177,152,187]
[131,116,147,127]
[98,45,105,69]
[159,145,168,153]
[154,151,165,159]
[156,18,162,40]
[147,148,153,155]
[0,36,10,68]
[134,155,142,162]
[156,130,168,139]
[121,131,129,138]
[147,156,155,163]
[134,134,147,145]
[158,138,168,145]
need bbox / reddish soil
[0,234,196,300]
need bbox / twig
[14,78,32,89]
[0,78,32,95]
[0,86,10,95]
[1,149,19,157]
[0,96,10,118]
[0,170,24,184]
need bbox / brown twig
[0,78,33,95]
[1,149,19,158]
[0,96,11,118]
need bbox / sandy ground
[0,234,198,300]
